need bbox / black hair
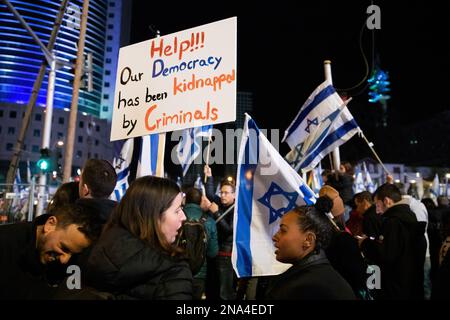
[185,187,202,205]
[290,205,334,253]
[374,183,402,203]
[47,181,80,213]
[354,191,374,205]
[47,203,103,243]
[81,159,117,199]
[314,196,334,214]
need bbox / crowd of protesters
[0,159,449,300]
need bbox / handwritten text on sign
[110,17,237,141]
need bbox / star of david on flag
[258,182,304,224]
[232,114,316,278]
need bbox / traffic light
[37,148,52,172]
[80,52,93,92]
[368,67,391,103]
[68,52,93,92]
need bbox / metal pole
[63,0,90,182]
[1,0,52,64]
[36,53,56,216]
[28,176,35,222]
[5,0,70,188]
[324,60,341,171]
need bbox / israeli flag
[176,125,212,176]
[308,164,323,195]
[111,139,134,202]
[283,80,359,172]
[431,174,440,197]
[136,133,166,178]
[363,162,376,193]
[232,114,316,278]
[353,167,366,194]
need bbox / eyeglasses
[219,191,234,196]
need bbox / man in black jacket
[67,159,118,279]
[359,183,426,300]
[206,178,236,300]
[0,204,101,299]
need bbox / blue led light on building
[0,0,125,119]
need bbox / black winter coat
[0,215,61,299]
[361,203,426,300]
[265,251,356,300]
[325,231,368,297]
[85,225,193,300]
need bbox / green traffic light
[37,158,50,171]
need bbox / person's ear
[81,183,90,197]
[303,232,316,249]
[43,216,58,234]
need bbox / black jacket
[0,215,61,299]
[265,251,356,300]
[361,203,426,299]
[362,205,382,239]
[326,173,354,205]
[325,231,368,297]
[85,225,192,300]
[212,202,235,253]
[68,198,117,273]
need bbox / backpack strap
[199,214,208,224]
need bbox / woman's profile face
[272,212,311,264]
[160,193,186,244]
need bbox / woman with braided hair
[265,205,355,300]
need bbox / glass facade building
[0,0,111,117]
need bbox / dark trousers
[217,255,236,300]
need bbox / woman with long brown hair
[85,176,192,299]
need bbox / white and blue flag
[136,133,166,178]
[232,114,316,278]
[363,162,376,193]
[176,125,212,176]
[353,167,366,194]
[283,80,359,172]
[111,138,134,202]
[431,173,440,197]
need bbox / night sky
[129,0,450,167]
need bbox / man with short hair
[204,179,236,300]
[359,183,426,299]
[0,204,102,299]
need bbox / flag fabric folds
[111,139,134,202]
[353,167,366,194]
[283,80,359,172]
[307,163,323,195]
[431,173,440,197]
[176,125,212,176]
[136,133,166,178]
[232,114,316,278]
[362,162,376,193]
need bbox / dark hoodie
[361,203,426,299]
[84,225,192,299]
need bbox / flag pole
[324,60,341,172]
[359,131,391,176]
[204,130,212,184]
